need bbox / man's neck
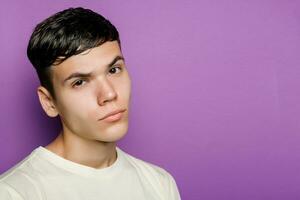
[45,131,117,169]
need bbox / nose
[97,78,117,106]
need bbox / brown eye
[73,79,85,87]
[109,66,122,74]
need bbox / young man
[0,7,181,200]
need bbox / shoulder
[1,150,36,182]
[118,147,181,199]
[0,182,24,200]
[119,148,172,179]
[0,150,42,199]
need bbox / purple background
[1,1,300,199]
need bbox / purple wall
[1,1,300,199]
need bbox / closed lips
[100,109,126,120]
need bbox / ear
[37,86,59,117]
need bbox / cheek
[56,90,96,120]
[119,74,131,99]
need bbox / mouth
[99,109,126,122]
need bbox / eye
[72,79,86,88]
[109,66,122,74]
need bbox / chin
[96,122,128,143]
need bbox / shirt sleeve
[0,182,24,200]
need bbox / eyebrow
[63,55,125,85]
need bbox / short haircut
[27,7,120,99]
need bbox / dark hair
[27,7,120,99]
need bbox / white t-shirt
[0,146,181,200]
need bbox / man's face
[49,41,131,142]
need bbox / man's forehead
[52,41,123,76]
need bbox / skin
[37,41,131,169]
